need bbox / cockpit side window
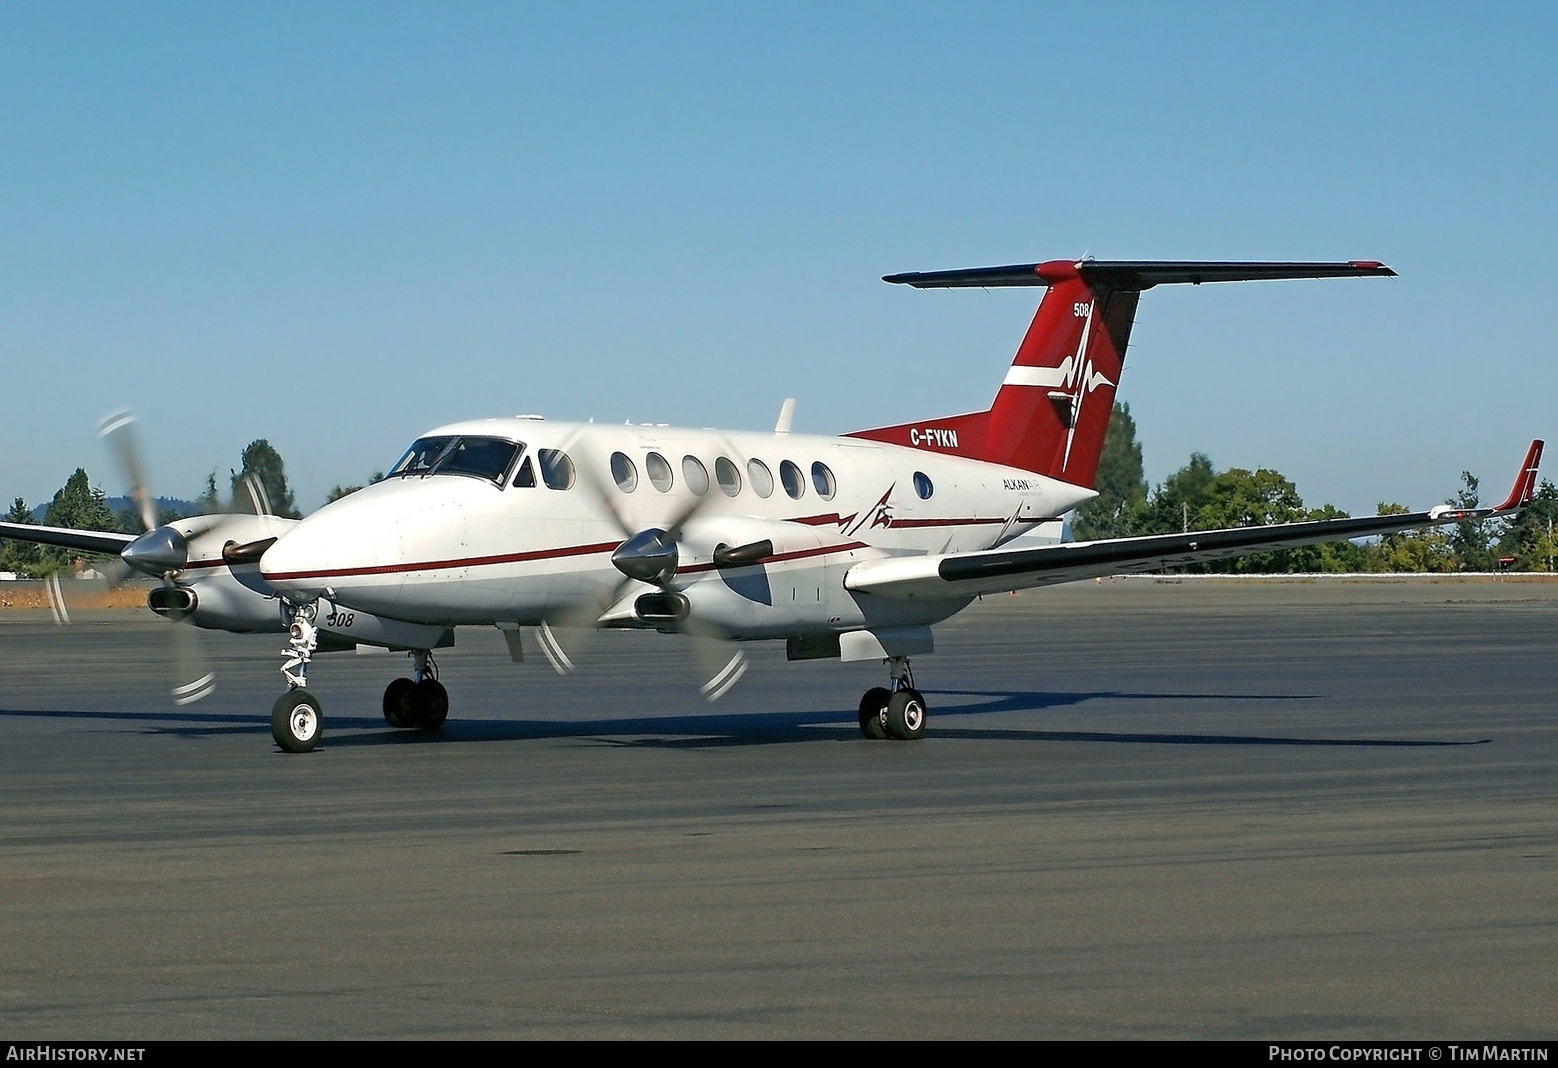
[513,456,537,488]
[538,449,576,490]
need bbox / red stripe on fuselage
[262,537,870,583]
[262,540,623,582]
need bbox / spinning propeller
[91,408,249,705]
[535,434,758,702]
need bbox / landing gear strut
[383,649,448,731]
[272,601,323,753]
[858,657,927,741]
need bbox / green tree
[1073,402,1148,540]
[0,497,43,577]
[1368,502,1458,572]
[1136,452,1217,535]
[1287,503,1370,573]
[44,469,121,533]
[1129,455,1370,573]
[1191,467,1363,573]
[325,470,385,505]
[1447,472,1498,572]
[230,439,300,519]
[1496,478,1558,571]
[196,471,222,514]
[41,469,123,574]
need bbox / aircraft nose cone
[260,490,407,611]
[121,525,188,575]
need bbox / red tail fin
[849,258,1395,488]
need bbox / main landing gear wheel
[383,677,416,728]
[858,687,891,740]
[383,677,448,730]
[414,678,449,730]
[272,689,323,753]
[885,688,927,741]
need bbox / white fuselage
[258,418,1096,639]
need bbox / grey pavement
[0,577,1554,1038]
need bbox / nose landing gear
[272,601,323,753]
[857,657,927,741]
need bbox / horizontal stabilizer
[884,259,1396,291]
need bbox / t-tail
[849,259,1396,488]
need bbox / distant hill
[29,497,201,526]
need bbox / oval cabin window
[780,460,805,500]
[747,459,774,499]
[715,456,742,497]
[611,452,638,493]
[645,452,674,492]
[682,455,710,496]
[811,461,837,501]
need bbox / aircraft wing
[845,440,1545,601]
[0,521,135,557]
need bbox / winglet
[1492,439,1544,513]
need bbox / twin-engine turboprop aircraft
[2,258,1544,753]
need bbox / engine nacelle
[660,516,965,638]
[153,569,289,632]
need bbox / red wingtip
[1492,439,1544,512]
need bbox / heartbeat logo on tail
[1000,301,1117,472]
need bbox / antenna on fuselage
[775,398,795,435]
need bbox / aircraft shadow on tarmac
[0,688,1491,751]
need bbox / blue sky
[2,3,1554,515]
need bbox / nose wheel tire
[858,687,891,740]
[885,688,927,741]
[272,689,324,753]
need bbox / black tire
[272,689,323,753]
[858,686,891,740]
[885,688,927,741]
[383,677,417,728]
[413,678,449,730]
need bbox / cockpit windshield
[390,435,522,486]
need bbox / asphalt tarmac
[0,576,1554,1039]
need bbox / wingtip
[1492,439,1545,513]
